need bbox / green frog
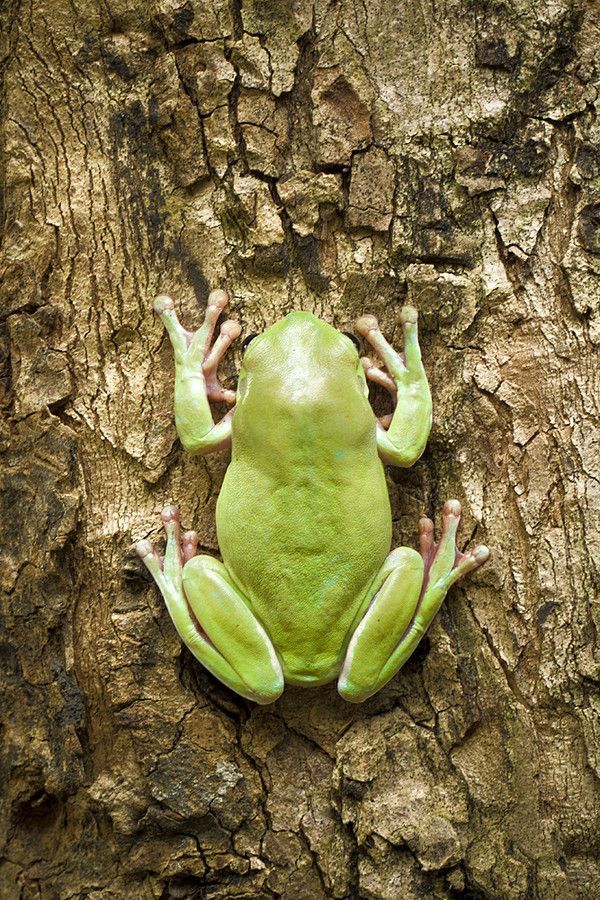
[137,290,489,703]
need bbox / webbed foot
[418,500,489,594]
[355,307,432,466]
[154,290,241,404]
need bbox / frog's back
[215,312,392,686]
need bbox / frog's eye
[241,333,259,352]
[343,332,360,352]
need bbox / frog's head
[234,310,372,436]
[239,311,362,378]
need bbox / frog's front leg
[154,289,241,454]
[356,307,432,467]
[136,506,284,704]
[338,501,489,702]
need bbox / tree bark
[1,0,598,897]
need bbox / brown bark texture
[1,0,599,897]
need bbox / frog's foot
[136,505,197,593]
[355,307,418,385]
[137,506,284,704]
[419,500,490,593]
[153,290,241,405]
[355,307,432,467]
[338,500,489,703]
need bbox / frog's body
[219,312,391,685]
[137,292,489,703]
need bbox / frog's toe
[399,305,418,325]
[135,539,155,562]
[355,314,380,336]
[182,530,199,563]
[418,516,434,557]
[153,294,175,314]
[161,504,180,525]
[207,288,229,311]
[474,545,490,563]
[443,498,462,522]
[202,319,242,404]
[135,539,165,579]
[221,320,242,340]
[361,356,397,394]
[460,544,490,569]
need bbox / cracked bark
[1,0,598,897]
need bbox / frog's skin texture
[137,290,489,703]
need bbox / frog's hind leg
[137,506,283,704]
[338,500,489,702]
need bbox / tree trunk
[1,0,598,897]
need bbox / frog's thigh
[182,556,284,704]
[338,547,424,703]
